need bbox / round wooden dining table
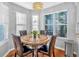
[20,35,49,57]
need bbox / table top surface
[21,35,49,45]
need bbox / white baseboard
[55,46,77,56]
[3,48,14,57]
[55,46,64,51]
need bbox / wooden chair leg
[37,51,38,57]
[32,51,34,57]
[15,53,16,57]
[14,50,17,57]
[53,50,55,57]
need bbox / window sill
[0,39,8,47]
[57,37,68,40]
[47,35,68,40]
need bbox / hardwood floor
[6,48,65,57]
[54,48,64,57]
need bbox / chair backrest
[48,36,56,57]
[40,30,46,35]
[20,30,27,36]
[12,34,24,56]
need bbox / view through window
[32,15,39,31]
[45,11,67,37]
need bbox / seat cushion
[23,46,32,53]
[38,45,48,52]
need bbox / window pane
[4,24,8,39]
[58,12,67,24]
[16,12,26,24]
[45,14,53,35]
[45,11,67,37]
[45,25,53,35]
[32,15,39,31]
[47,25,53,31]
[0,25,4,41]
[56,25,67,37]
[45,14,53,24]
[0,3,9,41]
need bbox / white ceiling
[14,2,63,10]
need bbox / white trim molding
[55,46,64,51]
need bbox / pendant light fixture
[33,2,43,11]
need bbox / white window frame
[44,10,68,39]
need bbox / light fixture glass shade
[33,2,43,11]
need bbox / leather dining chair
[20,30,27,36]
[12,34,34,57]
[37,36,56,57]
